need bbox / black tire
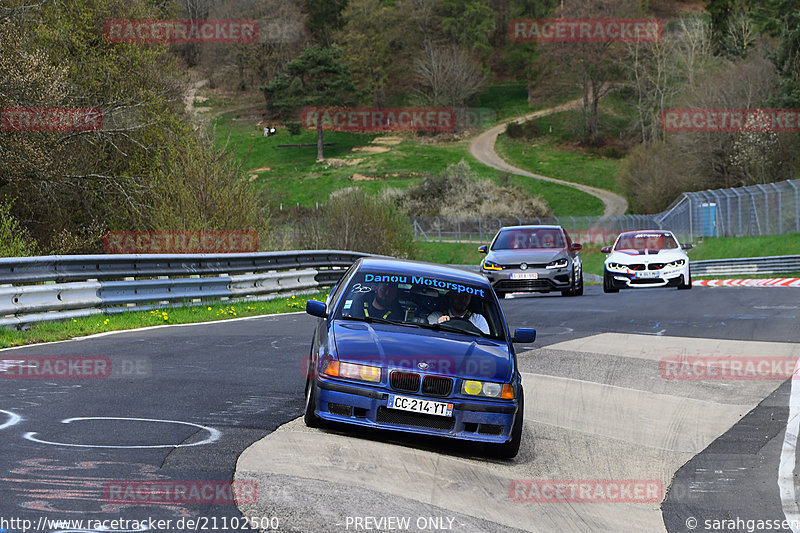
[303,378,323,428]
[561,270,576,297]
[487,390,524,459]
[497,291,507,299]
[678,272,692,290]
[603,270,619,293]
[575,270,584,296]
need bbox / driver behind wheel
[427,290,489,334]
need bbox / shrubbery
[289,188,414,258]
[0,199,38,257]
[383,161,551,219]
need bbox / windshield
[614,232,679,251]
[334,271,506,340]
[492,228,566,250]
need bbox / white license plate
[635,270,659,278]
[387,395,453,417]
[510,272,538,280]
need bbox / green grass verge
[495,133,622,192]
[688,234,800,261]
[0,292,328,349]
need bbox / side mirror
[571,243,582,251]
[600,246,611,254]
[478,245,488,254]
[306,300,327,318]
[681,243,693,250]
[512,328,536,343]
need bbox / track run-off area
[2,285,800,532]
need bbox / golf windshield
[614,232,679,251]
[335,271,506,340]
[492,228,566,250]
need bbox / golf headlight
[667,259,686,267]
[462,380,514,399]
[323,361,381,383]
[482,260,503,271]
[607,262,627,272]
[546,258,568,269]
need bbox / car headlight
[323,361,381,383]
[606,262,627,272]
[667,259,686,268]
[545,258,568,269]
[482,260,503,271]
[462,380,514,399]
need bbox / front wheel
[678,272,692,290]
[603,270,619,293]
[304,378,323,428]
[487,390,524,459]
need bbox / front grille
[328,403,352,416]
[377,407,455,430]
[630,278,663,285]
[495,280,552,290]
[390,371,420,393]
[628,264,646,271]
[648,263,665,270]
[505,263,548,269]
[421,376,453,396]
[478,424,504,435]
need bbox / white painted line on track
[779,357,800,533]
[23,416,221,449]
[0,409,22,430]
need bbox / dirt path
[469,98,629,217]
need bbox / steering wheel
[440,317,482,335]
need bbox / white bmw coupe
[601,230,692,293]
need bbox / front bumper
[312,378,519,444]
[606,266,688,289]
[483,267,571,295]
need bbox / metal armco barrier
[691,255,800,277]
[0,251,368,328]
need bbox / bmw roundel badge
[417,362,429,370]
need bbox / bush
[0,199,38,257]
[386,161,551,219]
[291,188,414,258]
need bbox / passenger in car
[361,281,404,321]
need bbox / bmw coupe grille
[390,371,421,392]
[421,376,453,396]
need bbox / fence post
[412,217,417,241]
[688,196,693,242]
[756,184,769,234]
[733,189,742,236]
[436,216,441,242]
[457,218,461,242]
[773,183,783,234]
[789,180,800,233]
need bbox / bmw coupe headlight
[606,262,627,272]
[482,260,503,271]
[323,361,381,383]
[545,258,568,269]
[462,380,514,399]
[667,259,686,268]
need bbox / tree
[262,46,358,161]
[303,0,349,46]
[437,0,495,56]
[413,43,486,108]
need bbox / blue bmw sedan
[303,257,536,458]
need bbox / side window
[327,263,358,311]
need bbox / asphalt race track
[2,286,800,532]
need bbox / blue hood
[332,321,511,382]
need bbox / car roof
[358,257,491,288]
[497,225,564,231]
[617,229,675,237]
